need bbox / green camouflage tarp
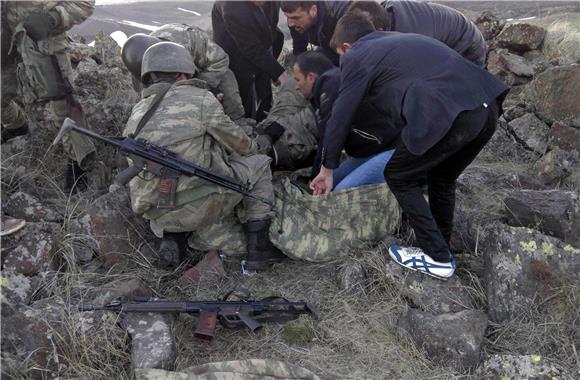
[189,177,401,262]
[135,359,320,380]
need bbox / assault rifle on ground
[80,296,318,340]
[53,118,273,207]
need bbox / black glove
[263,121,285,143]
[23,11,61,41]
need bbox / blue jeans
[333,150,395,191]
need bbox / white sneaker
[388,244,456,279]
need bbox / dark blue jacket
[321,31,508,169]
[290,1,351,65]
[383,0,486,64]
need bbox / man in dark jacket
[348,0,487,66]
[310,14,508,279]
[281,1,351,65]
[212,1,286,122]
[293,52,395,190]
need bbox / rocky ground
[1,5,580,380]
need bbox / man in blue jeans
[311,15,508,279]
[292,51,396,191]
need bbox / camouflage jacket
[124,79,258,215]
[5,0,95,32]
[151,23,229,90]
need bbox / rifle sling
[133,83,172,138]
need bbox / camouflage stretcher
[189,177,401,262]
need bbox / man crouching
[124,42,285,273]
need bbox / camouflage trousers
[135,359,321,380]
[7,26,95,164]
[190,176,402,261]
[144,154,274,239]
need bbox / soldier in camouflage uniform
[122,30,285,166]
[1,1,96,187]
[253,77,318,170]
[121,24,247,123]
[125,41,286,272]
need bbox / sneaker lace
[405,247,425,256]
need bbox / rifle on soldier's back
[53,118,273,207]
[80,296,318,340]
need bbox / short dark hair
[330,13,376,50]
[293,52,334,77]
[347,1,391,31]
[281,1,316,13]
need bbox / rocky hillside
[1,10,579,380]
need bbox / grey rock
[2,192,61,222]
[487,49,534,79]
[398,308,487,371]
[383,261,476,314]
[507,113,550,154]
[502,105,528,122]
[534,147,579,186]
[476,354,571,379]
[481,224,580,323]
[526,65,580,128]
[1,297,67,377]
[121,312,176,370]
[550,121,580,153]
[93,31,125,68]
[80,188,154,267]
[0,270,47,308]
[87,278,153,305]
[474,11,505,41]
[505,190,580,245]
[457,165,521,193]
[496,23,547,53]
[541,19,580,66]
[1,222,60,276]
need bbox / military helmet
[121,33,161,78]
[141,42,197,80]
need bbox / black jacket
[290,1,351,65]
[383,0,486,63]
[212,1,284,80]
[321,31,509,169]
[310,67,397,175]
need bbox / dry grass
[3,139,578,379]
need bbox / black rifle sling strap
[132,83,172,138]
[130,83,177,208]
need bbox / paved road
[73,1,579,42]
[72,1,293,41]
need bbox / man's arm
[320,54,371,170]
[201,93,258,156]
[222,3,284,81]
[53,1,95,30]
[186,28,230,90]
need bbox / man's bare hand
[310,166,333,196]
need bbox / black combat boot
[157,232,187,269]
[64,159,88,193]
[243,219,286,271]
